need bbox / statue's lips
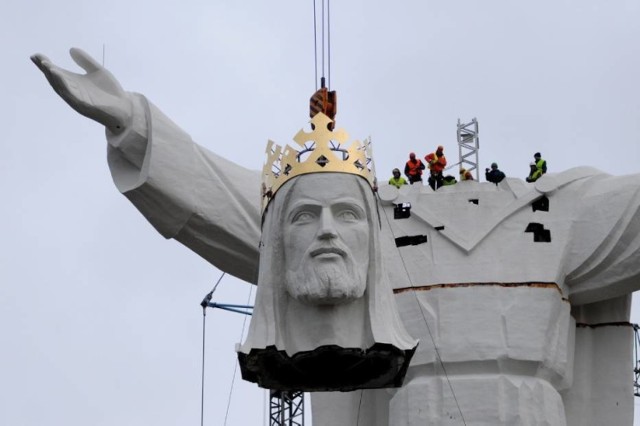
[310,247,346,259]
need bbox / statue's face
[282,174,370,305]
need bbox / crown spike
[261,113,376,213]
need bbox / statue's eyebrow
[285,197,367,223]
[284,199,322,222]
[330,199,366,216]
[286,198,322,211]
[287,196,364,211]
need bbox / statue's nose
[318,208,337,240]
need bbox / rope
[200,272,226,426]
[312,0,318,90]
[444,160,463,171]
[223,283,254,425]
[327,0,331,88]
[312,0,332,89]
[378,196,467,425]
[355,389,364,425]
[200,313,206,426]
[321,0,325,81]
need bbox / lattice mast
[270,390,305,426]
[457,118,480,180]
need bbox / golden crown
[261,113,376,212]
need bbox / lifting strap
[309,80,337,130]
[309,77,338,130]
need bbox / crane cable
[313,0,331,90]
[377,196,468,426]
[223,283,254,425]
[200,272,226,426]
[327,0,331,89]
[313,0,318,89]
[356,389,364,425]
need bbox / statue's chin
[285,261,366,306]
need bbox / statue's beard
[285,244,367,305]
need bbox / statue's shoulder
[533,166,604,194]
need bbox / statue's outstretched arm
[32,48,261,284]
[565,173,640,304]
[31,48,132,134]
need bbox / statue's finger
[30,53,52,74]
[69,47,101,73]
[31,55,63,92]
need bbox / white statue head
[282,173,370,305]
[239,172,417,391]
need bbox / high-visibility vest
[406,159,424,177]
[389,176,408,188]
[531,159,546,181]
[425,152,447,174]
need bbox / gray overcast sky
[2,0,640,425]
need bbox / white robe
[106,93,640,426]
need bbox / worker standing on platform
[389,168,408,188]
[404,152,425,184]
[485,162,506,184]
[425,145,447,189]
[526,152,547,182]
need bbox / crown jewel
[261,113,376,212]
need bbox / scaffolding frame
[457,118,480,180]
[270,390,305,426]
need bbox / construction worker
[526,152,547,182]
[460,168,474,181]
[425,146,447,190]
[389,168,408,188]
[485,162,506,184]
[404,152,425,184]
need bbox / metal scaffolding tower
[201,297,306,425]
[270,390,305,426]
[457,118,480,180]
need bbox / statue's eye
[337,209,359,222]
[292,211,315,223]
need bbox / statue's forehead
[288,174,365,205]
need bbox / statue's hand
[31,48,133,134]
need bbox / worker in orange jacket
[404,152,425,184]
[425,145,447,190]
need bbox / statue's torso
[376,177,587,425]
